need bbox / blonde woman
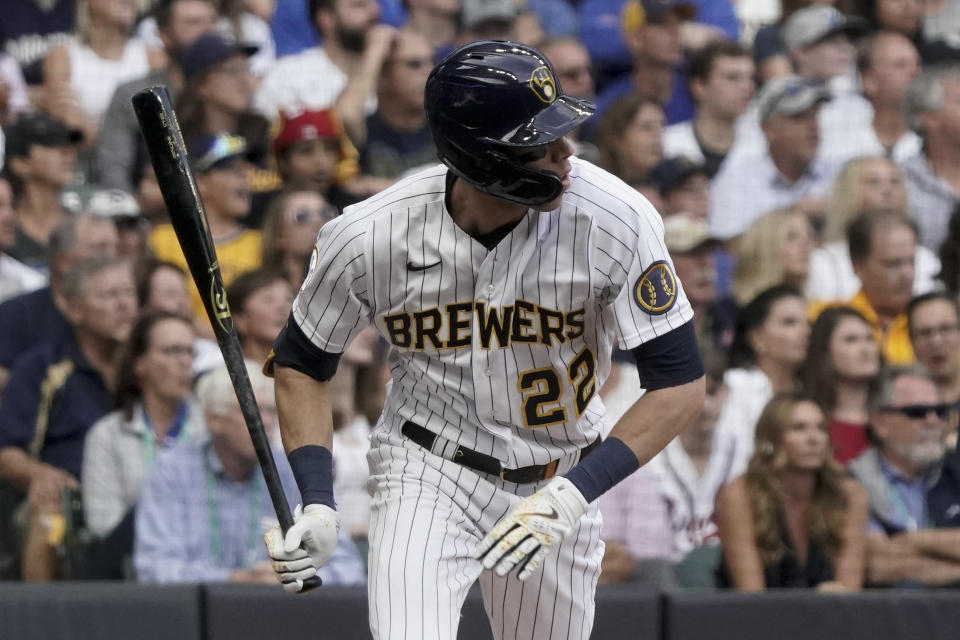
[732,208,814,307]
[807,156,940,301]
[717,392,868,590]
[44,0,158,147]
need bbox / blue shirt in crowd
[0,287,72,369]
[134,440,366,586]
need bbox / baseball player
[263,41,706,640]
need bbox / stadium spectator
[133,362,366,585]
[717,392,868,590]
[717,285,810,473]
[824,209,918,365]
[751,0,824,85]
[857,31,922,161]
[807,156,940,301]
[664,212,735,354]
[0,175,45,305]
[781,5,875,164]
[260,189,337,291]
[732,208,814,306]
[42,0,154,151]
[455,0,528,45]
[95,0,218,194]
[709,75,833,241]
[900,64,960,252]
[149,134,262,325]
[0,212,118,389]
[84,188,149,259]
[1,0,75,86]
[225,267,293,365]
[539,36,596,152]
[650,156,710,219]
[644,350,745,586]
[800,306,881,464]
[403,0,459,53]
[595,93,664,185]
[174,32,267,152]
[355,29,436,184]
[851,366,960,587]
[662,41,754,177]
[253,0,388,122]
[3,113,82,270]
[135,258,222,376]
[907,293,960,449]
[0,256,137,580]
[80,311,203,577]
[860,0,951,64]
[592,0,696,128]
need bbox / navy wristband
[288,445,336,509]
[564,437,640,503]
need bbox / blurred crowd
[1,0,960,592]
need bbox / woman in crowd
[717,392,868,590]
[260,189,337,291]
[717,285,810,473]
[800,306,881,464]
[225,267,293,365]
[595,93,665,185]
[44,0,155,148]
[733,207,814,306]
[81,311,204,576]
[937,203,960,297]
[806,156,940,301]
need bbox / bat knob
[299,575,322,593]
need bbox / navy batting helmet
[425,40,595,207]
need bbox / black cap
[650,156,709,196]
[180,32,259,80]
[4,112,83,160]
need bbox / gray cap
[756,75,831,122]
[460,0,518,31]
[663,212,717,253]
[783,6,868,53]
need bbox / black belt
[401,421,600,484]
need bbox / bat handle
[276,502,323,593]
[300,575,322,592]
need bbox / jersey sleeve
[599,198,694,351]
[289,217,372,354]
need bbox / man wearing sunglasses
[850,366,960,587]
[263,40,704,638]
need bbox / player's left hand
[475,477,588,580]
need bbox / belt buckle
[498,467,507,481]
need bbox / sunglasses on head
[880,404,953,420]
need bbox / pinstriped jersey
[292,157,694,468]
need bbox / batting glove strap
[474,477,588,580]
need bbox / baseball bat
[132,86,320,591]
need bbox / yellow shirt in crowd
[149,224,263,322]
[809,290,914,365]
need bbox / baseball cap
[650,156,708,196]
[188,134,255,173]
[460,0,518,31]
[623,0,696,32]
[87,188,142,220]
[782,6,868,53]
[4,112,83,159]
[180,32,259,80]
[272,109,340,154]
[756,75,831,122]
[663,212,717,253]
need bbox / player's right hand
[263,503,339,593]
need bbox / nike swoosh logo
[515,508,559,520]
[407,260,441,271]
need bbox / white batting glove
[263,503,339,593]
[475,477,588,580]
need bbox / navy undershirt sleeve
[266,313,341,382]
[630,320,704,390]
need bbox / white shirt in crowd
[806,241,942,302]
[332,416,373,538]
[0,254,47,304]
[67,36,150,126]
[711,366,772,478]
